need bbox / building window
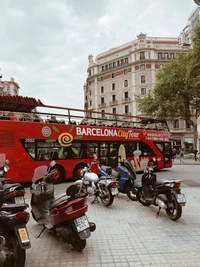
[140,51,145,60]
[101,97,104,104]
[101,110,105,117]
[101,77,104,81]
[117,60,120,66]
[124,80,128,87]
[125,57,128,64]
[158,53,162,59]
[140,64,145,70]
[173,119,179,128]
[102,66,104,71]
[89,90,92,96]
[101,86,104,93]
[160,64,164,69]
[112,95,116,101]
[124,91,129,99]
[89,81,91,85]
[125,105,129,114]
[109,63,112,69]
[170,53,174,59]
[89,70,91,76]
[121,59,124,65]
[186,122,190,129]
[105,65,108,70]
[164,53,168,59]
[113,108,116,114]
[112,83,115,90]
[141,88,146,96]
[90,100,92,106]
[113,62,116,67]
[112,73,115,78]
[124,69,128,75]
[141,75,146,83]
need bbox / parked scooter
[98,156,138,200]
[0,188,31,267]
[136,165,186,221]
[30,161,96,252]
[74,159,118,207]
[0,153,26,205]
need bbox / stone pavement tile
[25,185,200,267]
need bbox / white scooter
[74,159,118,207]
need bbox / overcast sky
[0,0,197,109]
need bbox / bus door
[155,142,172,166]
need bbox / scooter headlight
[4,166,9,172]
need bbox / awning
[0,95,44,112]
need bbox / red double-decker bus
[0,95,172,183]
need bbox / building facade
[84,33,191,149]
[0,72,20,96]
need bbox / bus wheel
[73,163,87,181]
[148,159,158,171]
[51,164,65,184]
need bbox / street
[25,164,200,267]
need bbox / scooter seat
[50,193,70,210]
[0,203,27,212]
[3,183,23,190]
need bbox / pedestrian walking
[179,149,184,163]
[193,149,198,161]
[172,147,177,161]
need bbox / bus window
[139,142,155,156]
[100,143,108,165]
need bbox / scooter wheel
[71,234,86,252]
[3,234,26,267]
[136,188,151,206]
[166,193,182,221]
[127,186,137,201]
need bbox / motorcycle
[136,166,186,221]
[30,161,96,252]
[0,153,26,205]
[74,159,118,207]
[0,188,31,267]
[98,156,138,201]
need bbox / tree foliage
[136,23,200,148]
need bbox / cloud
[0,0,197,109]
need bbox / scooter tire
[166,193,182,221]
[71,234,86,252]
[127,186,137,201]
[136,188,151,206]
[100,187,114,207]
[3,234,26,267]
[31,212,38,223]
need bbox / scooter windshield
[32,165,48,183]
[123,159,134,172]
[0,154,6,168]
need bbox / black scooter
[0,189,31,267]
[0,153,26,205]
[136,166,186,221]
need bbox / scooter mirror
[3,165,9,172]
[50,160,56,167]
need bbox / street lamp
[194,0,200,6]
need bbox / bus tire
[73,163,87,181]
[51,164,65,184]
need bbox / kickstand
[35,226,46,238]
[91,194,100,205]
[156,207,161,218]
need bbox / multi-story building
[0,72,20,96]
[84,33,190,149]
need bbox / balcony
[110,100,118,105]
[98,103,106,108]
[122,97,131,103]
[140,55,145,60]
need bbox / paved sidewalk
[173,158,200,165]
[24,177,200,267]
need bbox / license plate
[18,228,30,243]
[15,196,25,204]
[176,194,186,204]
[74,215,90,233]
[111,188,118,195]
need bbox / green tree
[136,23,200,149]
